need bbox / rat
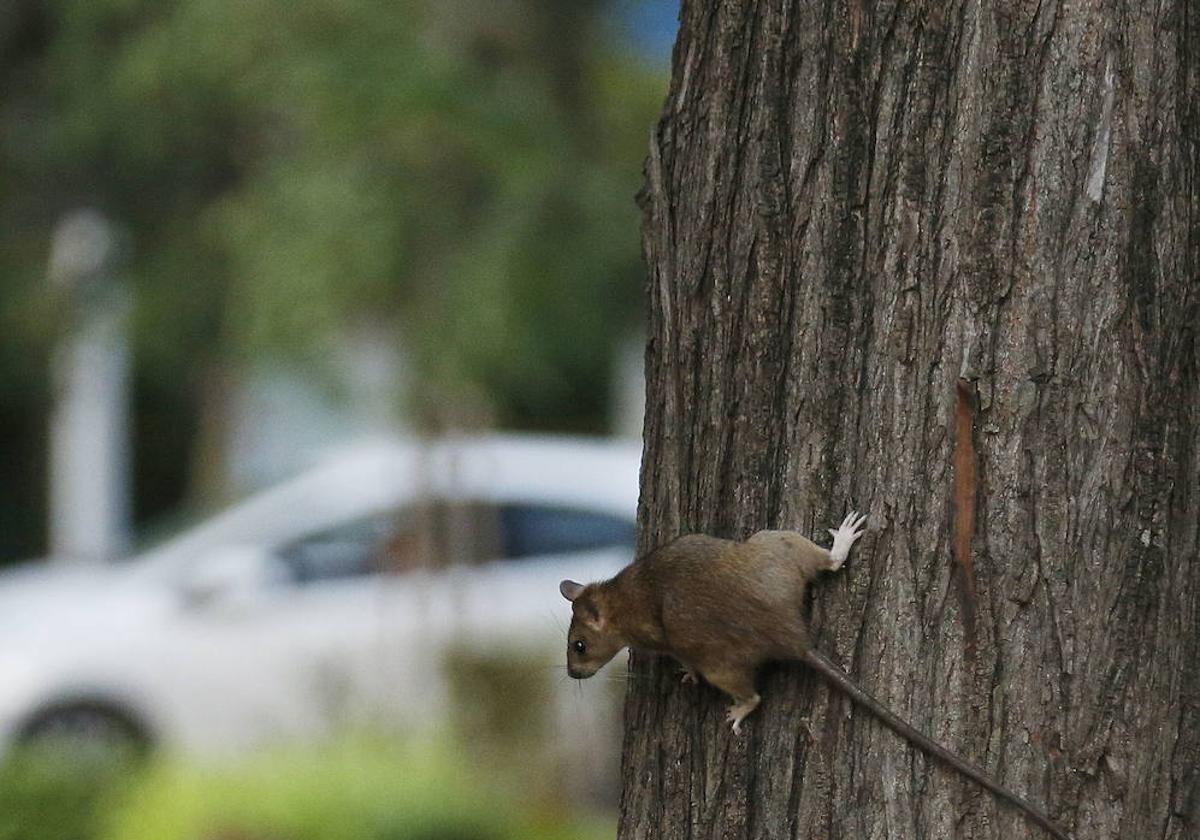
[559,511,1070,840]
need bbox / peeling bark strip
[622,2,1199,839]
[952,378,978,648]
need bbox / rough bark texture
[621,2,1198,839]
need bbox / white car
[0,434,639,762]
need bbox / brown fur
[563,530,831,703]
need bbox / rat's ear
[559,580,585,602]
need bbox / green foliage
[0,737,613,840]
[0,0,664,554]
[0,745,136,840]
[101,738,613,840]
[5,0,662,421]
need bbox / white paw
[725,695,760,734]
[828,510,868,570]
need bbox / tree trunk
[621,2,1198,839]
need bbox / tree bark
[621,2,1198,839]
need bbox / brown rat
[559,512,1070,840]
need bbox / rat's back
[635,531,820,664]
[641,530,827,598]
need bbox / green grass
[102,737,613,840]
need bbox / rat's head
[559,579,624,679]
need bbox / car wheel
[17,703,151,767]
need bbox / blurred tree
[0,0,665,560]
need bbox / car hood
[0,561,173,639]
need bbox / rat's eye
[572,639,587,654]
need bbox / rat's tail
[802,649,1071,840]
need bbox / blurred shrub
[443,646,623,811]
[0,744,135,840]
[444,647,548,748]
[102,738,613,840]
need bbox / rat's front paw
[828,510,868,570]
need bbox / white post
[611,331,646,440]
[47,209,131,564]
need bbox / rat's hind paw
[726,694,761,735]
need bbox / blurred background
[0,1,675,837]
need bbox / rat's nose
[567,666,586,679]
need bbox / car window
[498,504,636,560]
[277,500,504,582]
[278,502,633,582]
[278,513,401,583]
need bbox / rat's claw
[678,667,699,686]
